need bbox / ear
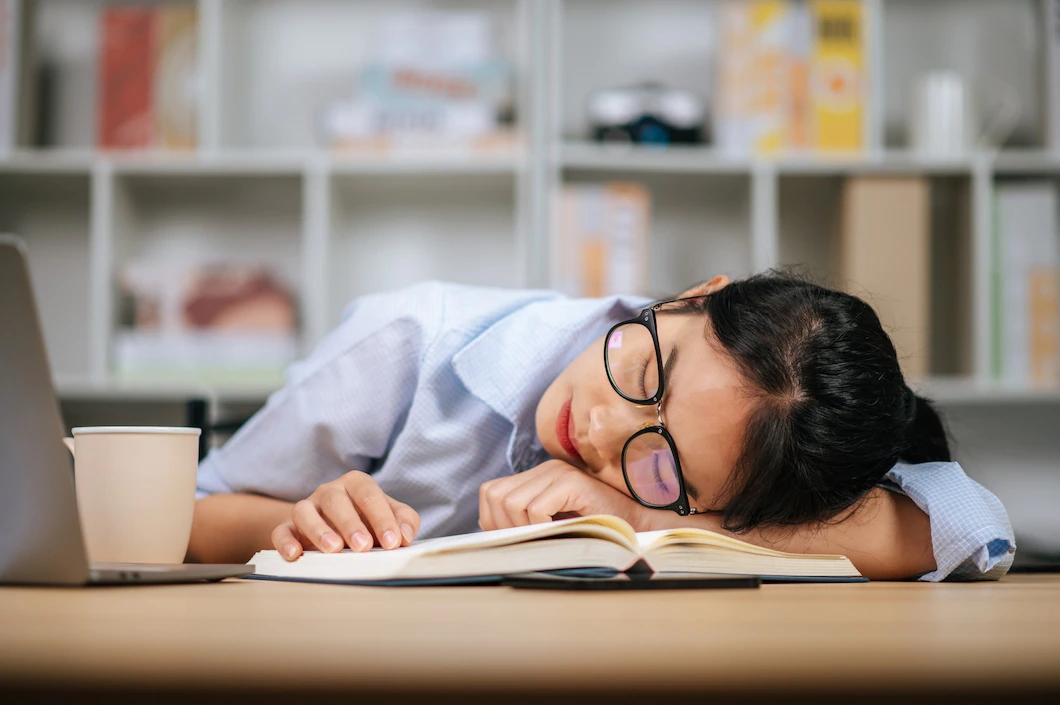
[677,275,730,299]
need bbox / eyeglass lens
[624,432,681,507]
[605,323,660,401]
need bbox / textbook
[248,514,863,584]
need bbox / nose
[586,400,654,468]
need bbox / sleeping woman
[188,271,1014,580]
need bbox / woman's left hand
[478,460,651,531]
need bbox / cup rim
[71,426,202,436]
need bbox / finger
[525,478,583,525]
[478,479,497,531]
[344,473,403,550]
[316,485,373,552]
[292,499,345,553]
[271,521,304,561]
[481,476,520,530]
[480,465,565,530]
[498,470,564,528]
[386,497,421,546]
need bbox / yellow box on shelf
[809,0,865,152]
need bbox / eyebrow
[663,346,701,503]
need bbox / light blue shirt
[196,281,1016,581]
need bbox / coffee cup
[62,426,201,564]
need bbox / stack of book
[317,11,514,154]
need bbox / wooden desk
[2,574,1060,704]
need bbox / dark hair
[685,270,950,533]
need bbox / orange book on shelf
[98,7,156,148]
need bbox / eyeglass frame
[602,295,708,517]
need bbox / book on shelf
[98,4,197,149]
[1046,0,1060,151]
[994,181,1060,386]
[555,183,650,298]
[0,0,33,152]
[837,176,932,379]
[714,0,866,155]
[317,10,513,153]
[0,0,17,151]
[248,514,864,585]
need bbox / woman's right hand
[270,470,420,561]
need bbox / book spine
[809,0,865,152]
[995,182,1060,385]
[1046,0,1060,151]
[155,5,198,150]
[713,0,792,156]
[98,7,157,149]
[557,184,651,298]
[838,176,931,378]
[0,0,18,152]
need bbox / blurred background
[1,0,1058,562]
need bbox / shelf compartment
[881,0,1044,149]
[328,172,519,327]
[108,172,304,385]
[560,0,713,143]
[777,173,975,378]
[0,172,93,379]
[215,0,522,150]
[561,169,752,298]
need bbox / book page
[249,514,640,581]
[636,527,852,560]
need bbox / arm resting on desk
[647,487,935,581]
[186,493,293,564]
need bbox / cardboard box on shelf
[837,176,931,379]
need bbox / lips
[555,397,584,464]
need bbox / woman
[188,272,1013,580]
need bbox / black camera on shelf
[588,83,705,145]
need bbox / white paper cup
[63,426,201,564]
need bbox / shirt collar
[452,294,649,473]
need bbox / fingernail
[400,523,415,544]
[382,529,399,549]
[283,543,298,560]
[321,532,342,552]
[352,531,371,551]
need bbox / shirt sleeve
[195,284,443,502]
[882,461,1016,581]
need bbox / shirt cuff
[883,461,1016,581]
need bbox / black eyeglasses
[603,296,705,516]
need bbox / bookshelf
[2,0,1060,542]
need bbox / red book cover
[98,7,156,148]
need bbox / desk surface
[2,574,1060,701]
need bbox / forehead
[657,312,754,506]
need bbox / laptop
[0,235,253,585]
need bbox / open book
[248,515,863,584]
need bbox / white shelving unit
[4,1,1060,538]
